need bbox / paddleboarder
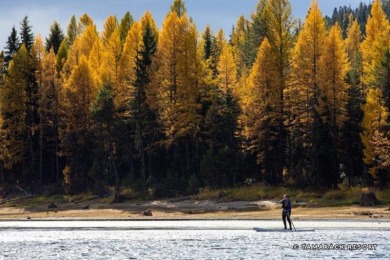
[280,194,292,230]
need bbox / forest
[0,0,390,200]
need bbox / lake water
[0,220,389,259]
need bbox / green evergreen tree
[90,85,120,199]
[20,16,34,50]
[0,51,5,78]
[4,26,20,63]
[343,18,365,185]
[38,49,61,184]
[247,0,268,67]
[201,25,218,77]
[132,14,159,190]
[45,21,65,54]
[56,39,68,73]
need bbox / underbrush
[196,185,390,206]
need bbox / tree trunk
[360,192,377,206]
[137,122,146,190]
[186,140,190,178]
[55,138,59,184]
[129,157,134,183]
[39,130,43,184]
[0,161,5,196]
[109,134,120,202]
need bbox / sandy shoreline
[1,199,389,220]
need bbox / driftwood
[0,185,34,204]
[360,192,377,206]
[15,185,33,197]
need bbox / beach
[1,199,389,220]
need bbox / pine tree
[20,16,34,51]
[217,44,237,95]
[67,15,77,46]
[132,12,159,189]
[119,12,134,46]
[101,16,118,45]
[102,27,122,87]
[370,130,390,175]
[88,36,104,87]
[56,39,68,73]
[361,0,390,88]
[32,35,45,84]
[151,12,202,145]
[201,25,218,77]
[361,88,389,184]
[343,18,365,185]
[38,49,61,183]
[287,0,327,187]
[202,26,213,61]
[230,16,251,79]
[45,21,65,54]
[201,27,223,78]
[264,0,295,183]
[59,55,99,193]
[360,0,390,185]
[4,26,20,63]
[375,49,390,111]
[170,0,187,18]
[61,24,98,80]
[244,38,280,184]
[117,21,143,114]
[77,14,94,35]
[247,0,268,67]
[60,22,100,190]
[318,23,350,188]
[148,11,203,191]
[90,85,120,199]
[0,45,29,177]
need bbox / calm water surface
[0,220,389,259]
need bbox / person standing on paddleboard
[280,194,292,230]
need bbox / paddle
[290,216,296,231]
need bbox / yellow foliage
[345,19,362,62]
[117,21,143,113]
[318,23,350,127]
[62,24,98,80]
[62,55,99,136]
[88,37,104,87]
[217,44,237,94]
[361,0,390,86]
[361,88,389,173]
[101,16,118,44]
[31,35,46,85]
[150,12,202,144]
[243,38,280,164]
[102,28,122,87]
[287,0,326,135]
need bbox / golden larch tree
[286,0,327,186]
[361,0,390,87]
[361,88,389,180]
[244,38,281,183]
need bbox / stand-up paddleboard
[253,227,315,232]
